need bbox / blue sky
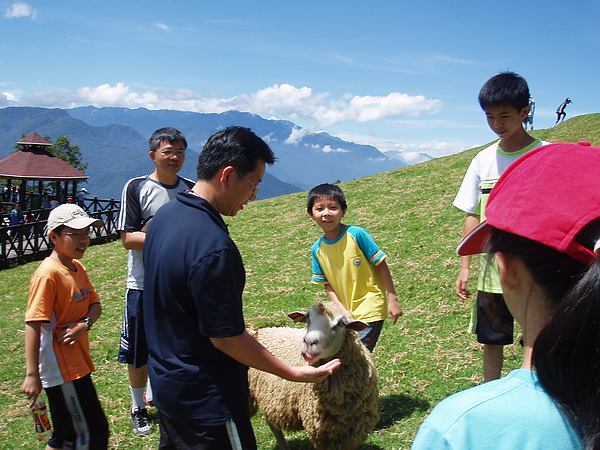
[1,0,598,160]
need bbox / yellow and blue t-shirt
[311,225,388,323]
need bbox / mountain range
[0,106,432,200]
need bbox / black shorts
[356,320,384,352]
[118,289,148,368]
[475,291,514,345]
[158,413,256,450]
[45,374,109,450]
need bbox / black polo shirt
[143,191,248,426]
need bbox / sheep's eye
[332,321,345,331]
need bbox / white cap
[47,204,103,233]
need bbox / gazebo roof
[0,133,88,181]
[17,132,52,146]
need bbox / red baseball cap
[458,142,600,265]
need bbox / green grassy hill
[1,114,598,449]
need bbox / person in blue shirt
[9,202,24,239]
[143,126,340,449]
[414,142,600,449]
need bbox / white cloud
[333,54,353,63]
[3,2,37,19]
[334,131,469,159]
[154,23,170,31]
[284,127,309,144]
[9,82,443,129]
[0,92,15,106]
[321,145,349,153]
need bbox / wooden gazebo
[0,132,88,209]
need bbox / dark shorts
[118,289,148,368]
[45,374,109,450]
[158,413,256,450]
[475,291,514,345]
[357,320,384,352]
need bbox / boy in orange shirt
[22,204,109,449]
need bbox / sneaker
[131,407,152,435]
[143,391,154,408]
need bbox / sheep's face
[288,303,367,364]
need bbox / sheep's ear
[333,316,367,331]
[288,311,308,323]
[345,319,368,331]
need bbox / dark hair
[307,184,347,214]
[534,257,600,449]
[51,224,66,235]
[478,71,530,112]
[487,224,600,447]
[196,126,275,180]
[149,127,187,152]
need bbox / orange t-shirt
[25,257,99,388]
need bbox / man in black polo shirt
[143,126,340,449]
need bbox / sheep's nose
[304,336,319,347]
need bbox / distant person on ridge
[116,127,194,436]
[453,71,550,382]
[307,183,403,351]
[555,98,572,126]
[522,96,535,130]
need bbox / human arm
[210,331,340,382]
[120,230,145,251]
[120,214,152,251]
[455,213,481,299]
[324,284,354,319]
[22,321,43,407]
[376,260,402,323]
[55,303,102,345]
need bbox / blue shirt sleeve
[311,239,328,284]
[348,226,387,266]
[412,422,453,449]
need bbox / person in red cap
[414,141,600,449]
[453,71,550,382]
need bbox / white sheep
[248,302,380,450]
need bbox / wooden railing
[0,198,120,270]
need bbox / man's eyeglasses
[159,149,186,157]
[235,169,260,196]
[61,231,91,239]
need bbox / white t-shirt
[453,139,549,292]
[117,175,194,290]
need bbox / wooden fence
[0,198,120,270]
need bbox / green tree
[44,135,88,172]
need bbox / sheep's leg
[267,422,291,450]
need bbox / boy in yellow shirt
[308,183,402,351]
